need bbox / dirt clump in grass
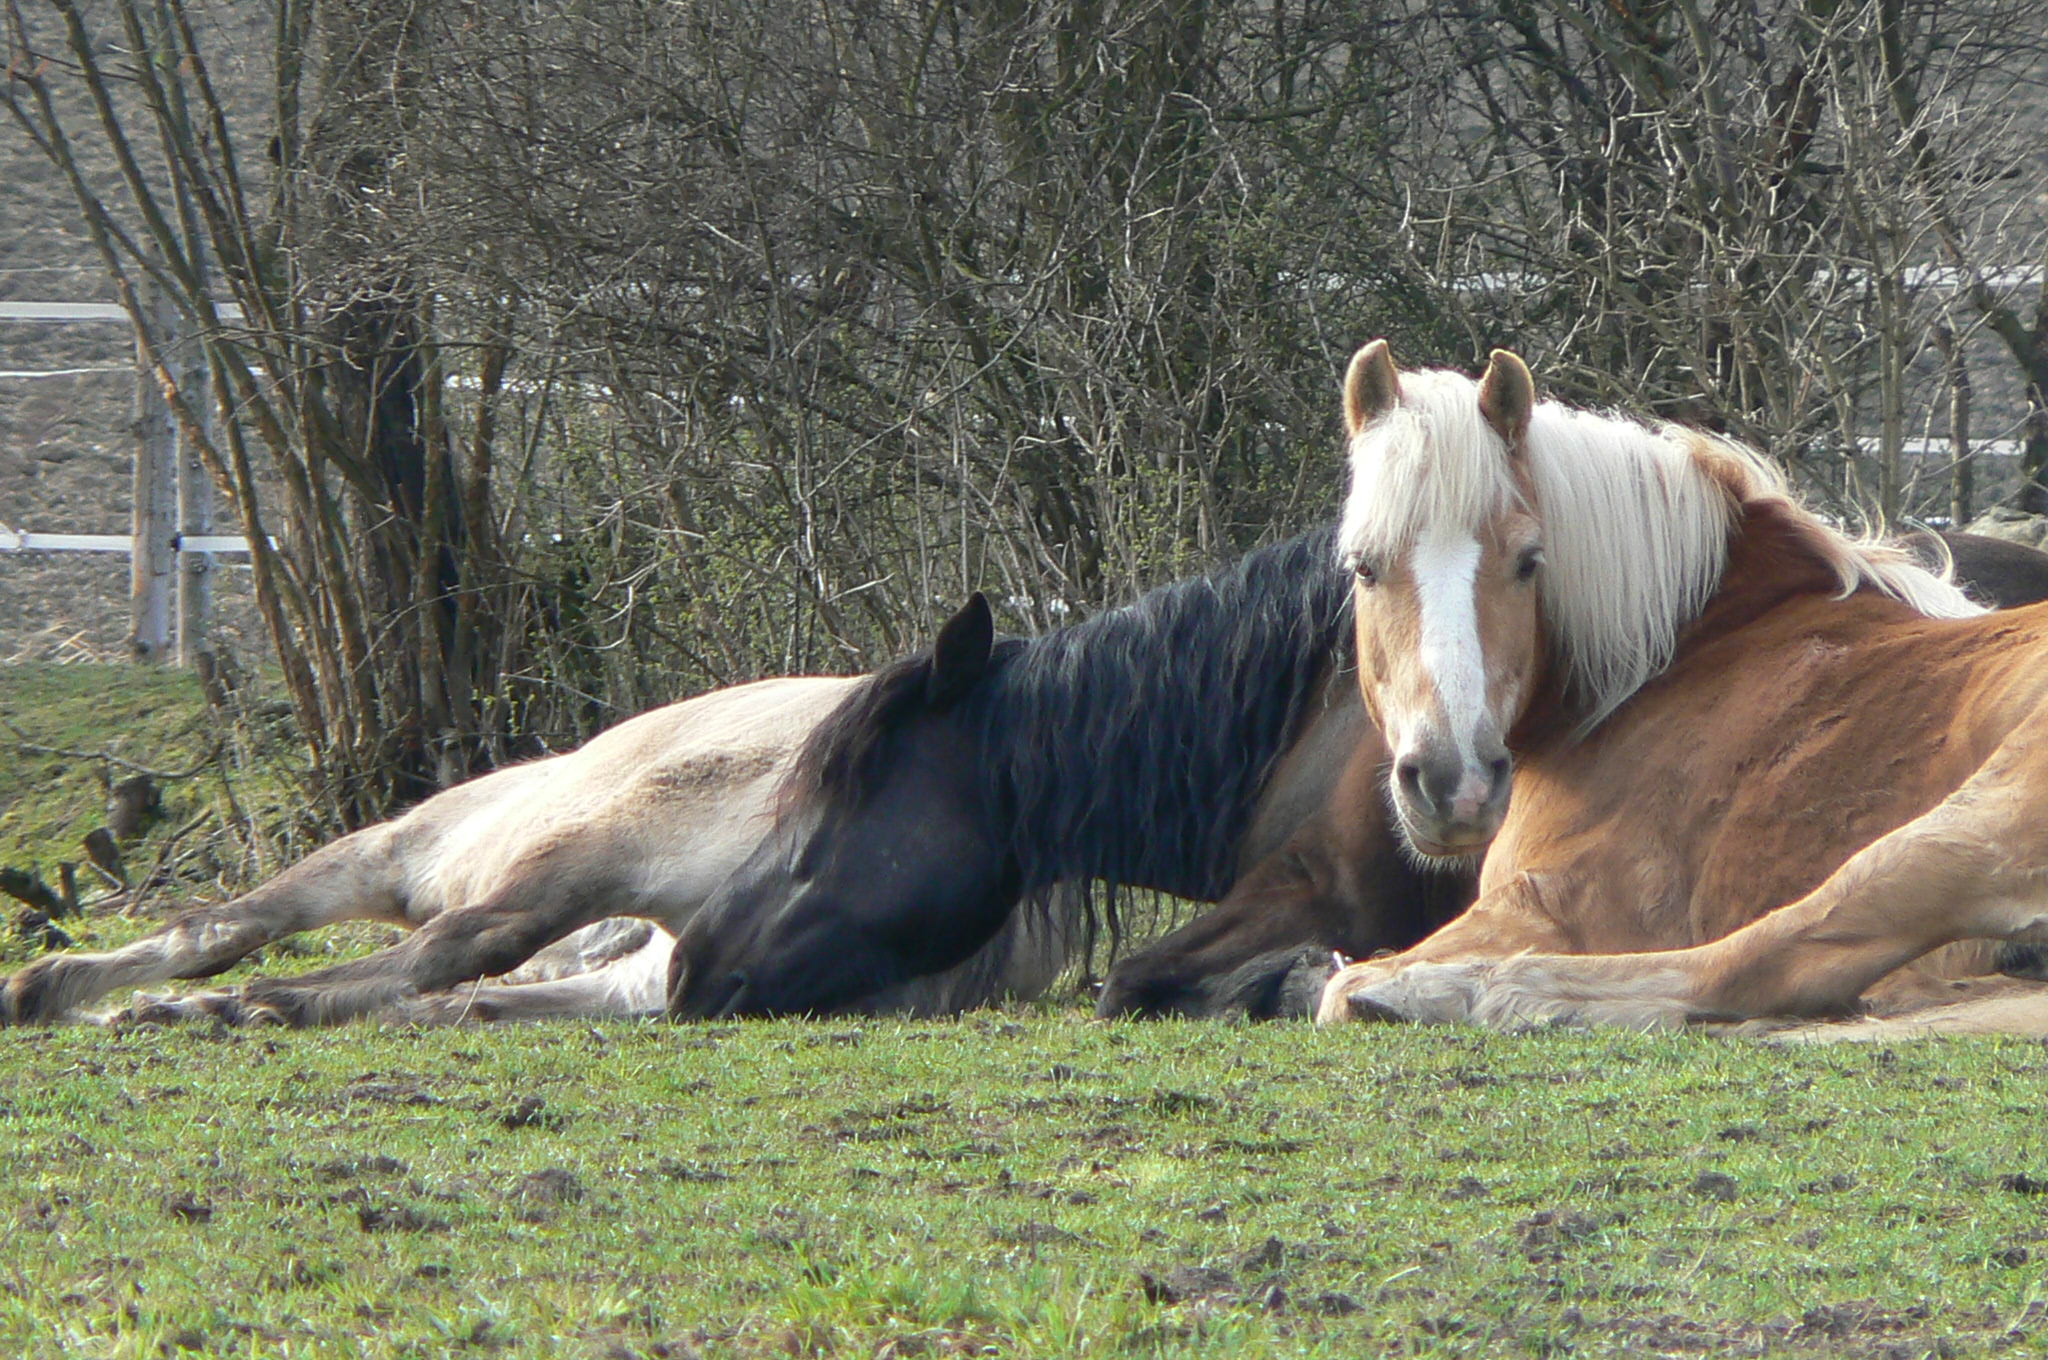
[1136,1264,1238,1305]
[500,1093,568,1129]
[352,1193,451,1233]
[1515,1208,1604,1255]
[314,1154,408,1180]
[509,1166,586,1223]
[162,1191,212,1223]
[1689,1170,1740,1202]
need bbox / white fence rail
[4,292,217,662]
[1,300,244,323]
[0,528,264,555]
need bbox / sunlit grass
[1,1018,2045,1357]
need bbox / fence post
[129,282,176,661]
[174,328,213,666]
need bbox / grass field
[5,667,2048,1357]
[2,1018,2047,1357]
[0,661,398,976]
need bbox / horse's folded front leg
[1323,715,2048,1031]
[1319,953,1701,1029]
[223,881,623,1026]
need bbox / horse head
[666,595,1021,1017]
[1336,340,1546,858]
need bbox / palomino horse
[1317,341,2048,1032]
[1092,529,2048,1017]
[0,676,1076,1025]
[666,531,1473,1018]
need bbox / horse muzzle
[1392,746,1512,858]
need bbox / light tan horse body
[1317,343,2048,1034]
[3,676,1070,1025]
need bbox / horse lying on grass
[1316,341,2048,1036]
[4,525,1464,1027]
[1092,531,2048,1019]
[664,530,1469,1017]
[0,677,1077,1025]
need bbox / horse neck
[1510,496,1860,755]
[1676,497,1868,650]
[974,529,1353,900]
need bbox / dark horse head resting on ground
[666,528,1370,1018]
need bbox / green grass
[0,662,217,867]
[0,661,399,976]
[1,1018,2046,1358]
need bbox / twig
[0,868,64,915]
[121,811,212,918]
[0,715,221,779]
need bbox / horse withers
[1317,341,2048,1034]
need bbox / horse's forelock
[1337,369,1523,570]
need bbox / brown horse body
[1321,345,2048,1033]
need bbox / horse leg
[1322,711,2048,1028]
[2,832,406,1024]
[207,857,633,1026]
[1099,730,1476,1018]
[392,923,674,1024]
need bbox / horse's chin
[1395,818,1497,866]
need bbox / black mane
[782,524,1353,898]
[978,525,1352,900]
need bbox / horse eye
[1515,548,1543,582]
[1354,559,1379,587]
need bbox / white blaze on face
[1410,526,1487,767]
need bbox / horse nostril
[1396,758,1424,798]
[1489,756,1510,784]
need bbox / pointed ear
[1343,340,1402,435]
[1478,348,1535,449]
[927,592,994,707]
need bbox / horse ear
[927,592,994,707]
[1478,348,1535,449]
[1343,340,1402,435]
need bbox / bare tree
[5,0,538,822]
[1378,0,2048,523]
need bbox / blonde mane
[1337,368,1982,726]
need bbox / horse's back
[1921,531,2048,610]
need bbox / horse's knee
[412,911,555,989]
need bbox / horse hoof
[237,985,316,1028]
[2,959,66,1025]
[1343,989,1411,1024]
[1997,943,2048,981]
[110,988,261,1028]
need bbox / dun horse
[0,677,1075,1025]
[1317,341,2048,1033]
